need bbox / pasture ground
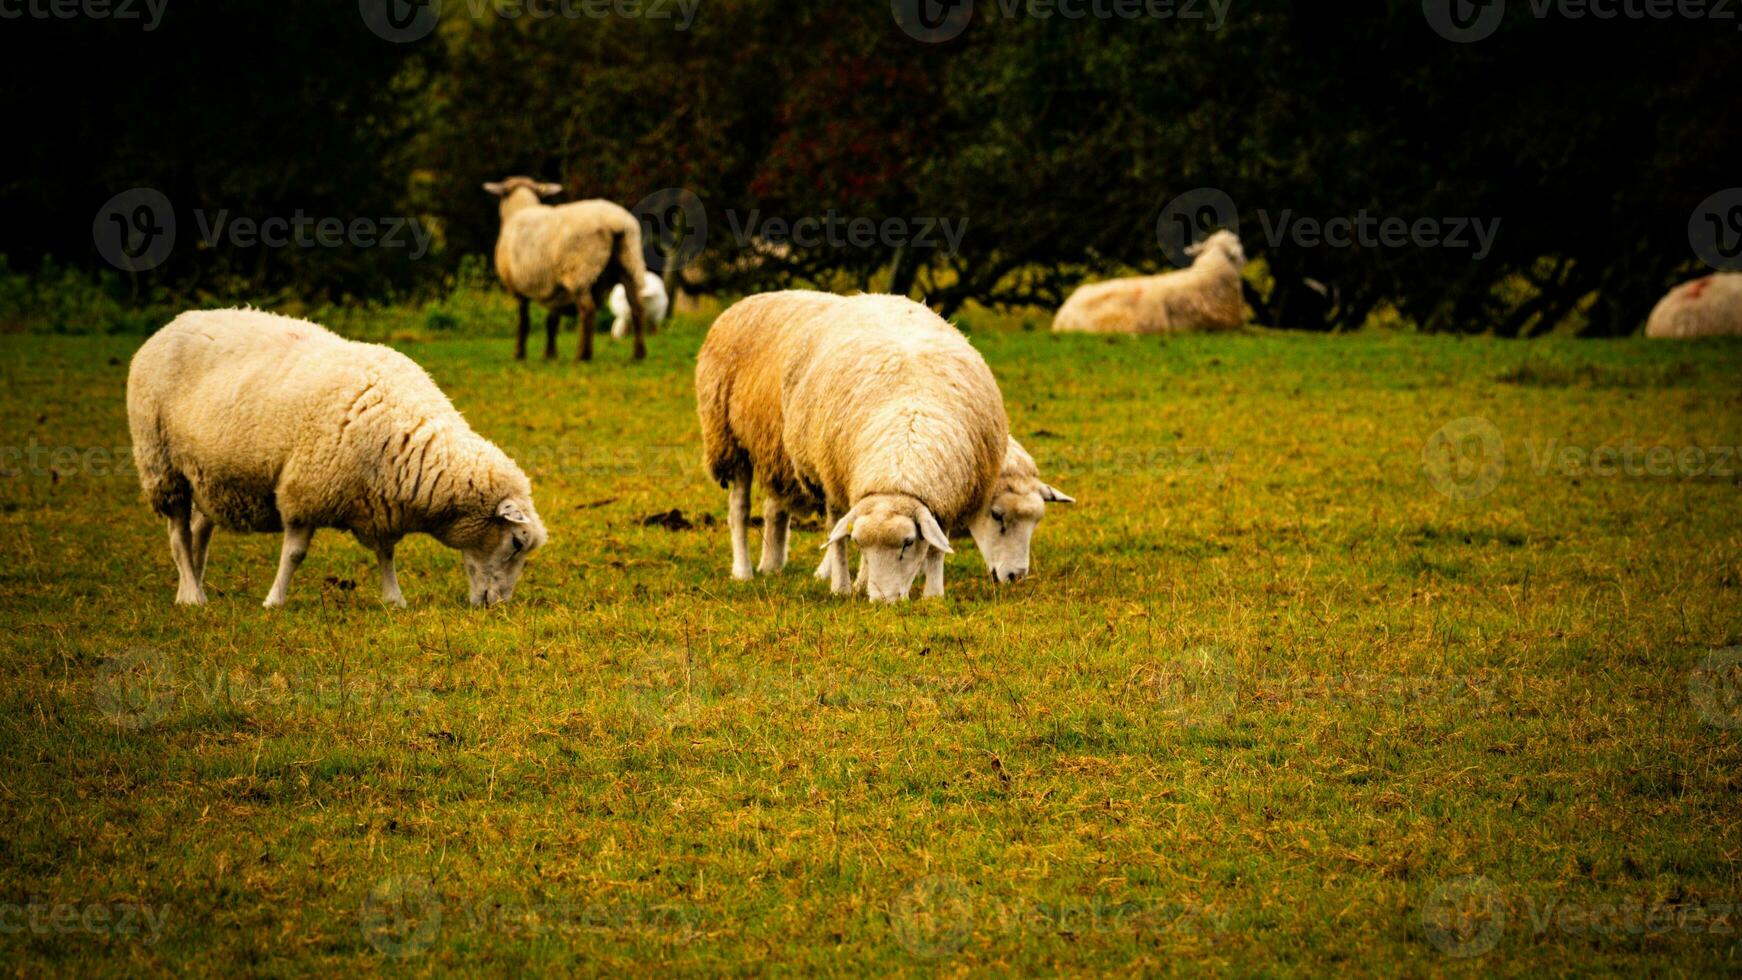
[1,313,1739,975]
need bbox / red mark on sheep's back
[1685,277,1715,300]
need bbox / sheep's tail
[611,224,654,336]
[127,390,192,519]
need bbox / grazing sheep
[817,435,1076,589]
[1053,229,1248,334]
[128,308,547,608]
[609,272,669,341]
[969,437,1075,583]
[484,176,650,361]
[696,291,1008,602]
[1646,274,1742,338]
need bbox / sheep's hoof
[262,595,285,609]
[175,591,207,606]
[732,567,755,582]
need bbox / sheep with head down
[1053,229,1248,335]
[609,272,669,341]
[817,435,1075,589]
[696,291,1008,602]
[484,176,652,361]
[127,308,547,608]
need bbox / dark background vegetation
[0,0,1733,335]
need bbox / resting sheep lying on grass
[1053,229,1248,334]
[696,291,1008,602]
[1646,274,1742,338]
[485,176,651,361]
[609,272,669,341]
[127,309,547,608]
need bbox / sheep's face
[456,499,547,607]
[826,495,953,603]
[969,479,1074,584]
[1187,230,1246,270]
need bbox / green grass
[1,313,1739,975]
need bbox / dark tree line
[1,0,1734,335]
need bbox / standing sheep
[969,437,1075,583]
[609,272,669,341]
[128,309,548,608]
[1645,274,1742,338]
[484,176,650,361]
[1053,230,1248,334]
[816,436,1076,588]
[696,291,1008,602]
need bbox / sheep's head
[969,475,1074,584]
[1185,230,1246,270]
[824,494,952,603]
[448,498,548,608]
[483,177,563,218]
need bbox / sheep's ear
[1040,484,1076,504]
[536,183,563,197]
[823,504,861,550]
[483,182,507,196]
[1184,239,1207,257]
[917,507,954,555]
[496,499,533,525]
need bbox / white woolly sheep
[696,291,1008,602]
[484,176,651,361]
[609,272,669,341]
[127,308,548,608]
[818,435,1076,589]
[1053,229,1248,334]
[1646,274,1742,338]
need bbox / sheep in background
[1053,229,1248,334]
[696,291,1008,602]
[609,272,669,340]
[128,309,547,608]
[1646,274,1742,338]
[484,176,650,361]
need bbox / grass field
[1,313,1739,975]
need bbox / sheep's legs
[728,475,754,581]
[167,514,206,606]
[189,508,214,585]
[514,297,531,360]
[819,505,853,596]
[923,546,945,599]
[622,277,649,359]
[263,525,313,609]
[576,297,598,362]
[543,308,563,360]
[374,541,406,608]
[758,496,790,574]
